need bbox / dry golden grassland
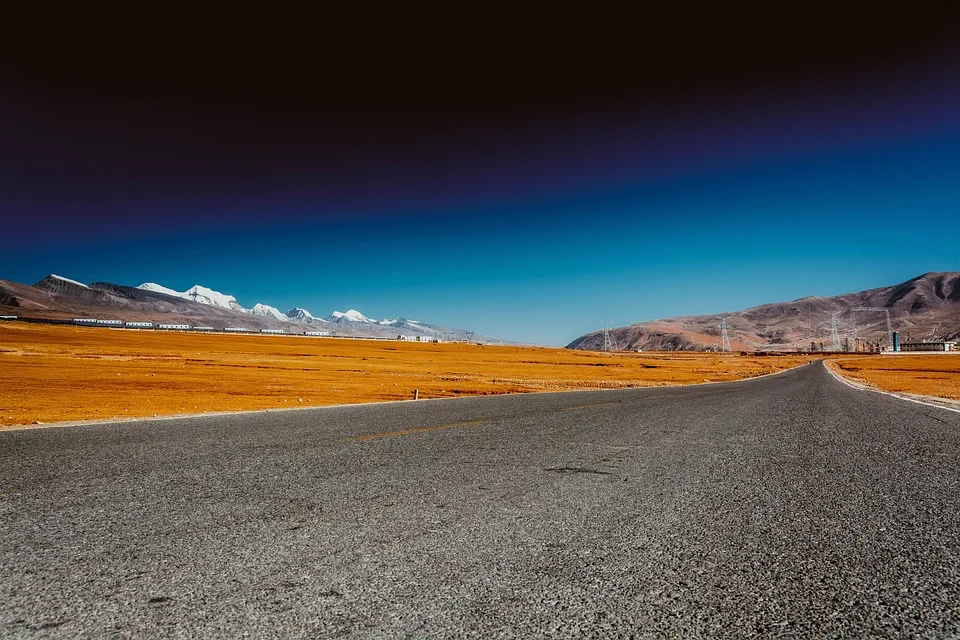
[828,354,960,400]
[0,322,816,427]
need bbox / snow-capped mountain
[7,274,517,343]
[328,309,377,324]
[379,318,425,329]
[249,303,286,320]
[137,283,245,311]
[286,307,325,322]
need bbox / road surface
[2,362,960,637]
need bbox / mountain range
[0,275,496,341]
[567,272,960,351]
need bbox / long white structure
[73,318,98,323]
[260,329,285,334]
[96,319,123,325]
[305,331,331,336]
[125,321,154,327]
[158,324,191,330]
[224,327,249,332]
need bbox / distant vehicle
[223,327,249,332]
[0,315,17,320]
[125,321,154,328]
[73,318,98,323]
[260,329,285,334]
[96,319,123,325]
[158,324,191,330]
[305,331,331,336]
[193,326,215,331]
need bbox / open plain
[828,354,960,401]
[0,322,816,427]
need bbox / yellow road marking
[564,402,617,411]
[346,420,487,442]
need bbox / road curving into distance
[3,361,960,637]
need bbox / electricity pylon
[830,313,841,351]
[850,307,893,349]
[602,323,617,351]
[720,316,731,352]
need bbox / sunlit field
[828,354,960,401]
[1,322,817,427]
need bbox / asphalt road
[3,361,960,638]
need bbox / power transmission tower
[602,323,616,352]
[850,307,893,349]
[720,316,731,352]
[830,313,841,351]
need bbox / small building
[899,340,957,352]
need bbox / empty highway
[2,361,960,637]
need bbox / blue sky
[3,23,959,345]
[6,131,958,346]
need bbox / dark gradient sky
[3,10,960,344]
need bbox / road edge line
[822,360,960,415]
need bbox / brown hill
[567,272,960,352]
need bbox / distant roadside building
[898,340,957,352]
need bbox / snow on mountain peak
[286,307,323,322]
[329,309,375,323]
[132,281,433,330]
[50,274,90,289]
[137,282,182,297]
[250,303,286,320]
[183,285,243,310]
[136,282,244,311]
